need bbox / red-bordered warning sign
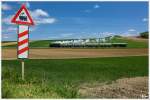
[11,4,34,25]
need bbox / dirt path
[2,48,148,60]
[79,76,148,99]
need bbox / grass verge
[2,56,148,98]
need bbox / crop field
[110,37,148,48]
[2,56,148,98]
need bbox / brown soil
[2,48,148,60]
[78,77,148,99]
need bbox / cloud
[2,3,12,10]
[142,18,148,22]
[2,15,13,25]
[7,27,17,31]
[121,32,139,37]
[2,32,16,40]
[2,26,17,33]
[29,27,36,32]
[25,2,30,8]
[61,33,73,37]
[128,29,136,32]
[2,34,9,39]
[30,9,49,18]
[30,9,56,25]
[94,4,100,9]
[120,29,138,37]
[35,18,56,24]
[17,1,30,8]
[84,4,100,13]
[98,32,116,38]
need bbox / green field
[109,37,148,48]
[2,40,51,48]
[2,37,148,48]
[2,56,148,98]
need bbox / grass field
[2,37,148,48]
[110,37,148,48]
[2,40,51,48]
[2,56,148,98]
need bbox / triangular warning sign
[11,4,34,25]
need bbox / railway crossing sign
[11,4,34,59]
[11,4,34,80]
[11,4,34,25]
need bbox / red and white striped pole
[18,25,29,59]
[18,25,29,80]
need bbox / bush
[140,32,149,38]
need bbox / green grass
[2,56,148,98]
[109,37,148,48]
[29,40,52,47]
[2,40,52,48]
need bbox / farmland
[110,37,148,48]
[2,1,149,98]
[2,36,148,98]
[2,56,148,98]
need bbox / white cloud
[2,3,12,10]
[128,29,136,32]
[29,27,36,32]
[2,33,15,39]
[17,2,30,8]
[121,32,139,37]
[7,27,17,31]
[2,34,9,39]
[30,9,56,25]
[2,26,17,33]
[120,29,139,37]
[94,4,100,9]
[2,15,13,25]
[25,2,30,8]
[142,18,148,22]
[35,18,56,24]
[84,4,100,13]
[99,32,116,37]
[30,9,49,18]
[61,33,73,37]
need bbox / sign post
[11,4,34,80]
[22,60,25,80]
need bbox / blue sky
[2,1,148,41]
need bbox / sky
[2,1,148,41]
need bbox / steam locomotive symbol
[19,12,27,21]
